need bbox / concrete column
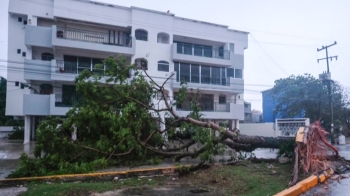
[235,120,240,129]
[229,120,234,130]
[72,125,77,141]
[24,116,31,144]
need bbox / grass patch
[20,176,165,196]
[180,161,297,196]
[19,162,300,196]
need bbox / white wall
[239,123,275,137]
[0,126,14,139]
[6,0,248,121]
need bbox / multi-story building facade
[6,0,248,143]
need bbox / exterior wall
[6,0,248,143]
[262,90,279,123]
[239,123,275,137]
[0,127,15,139]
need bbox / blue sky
[1,0,350,111]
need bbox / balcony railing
[56,27,132,47]
[55,94,79,107]
[176,102,230,112]
[176,74,230,86]
[56,60,106,75]
[176,43,230,60]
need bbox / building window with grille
[41,53,54,61]
[135,29,148,41]
[219,95,226,104]
[157,61,169,72]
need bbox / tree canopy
[268,73,350,134]
[9,56,293,178]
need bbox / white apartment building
[6,0,248,144]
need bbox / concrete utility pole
[317,41,338,144]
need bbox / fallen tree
[8,56,299,177]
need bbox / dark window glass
[221,68,227,86]
[191,64,199,83]
[194,45,203,56]
[227,68,234,78]
[176,42,183,54]
[219,95,226,104]
[174,62,179,82]
[183,43,192,55]
[235,69,242,78]
[41,53,54,61]
[78,57,91,72]
[179,63,190,83]
[63,55,78,73]
[158,61,169,72]
[135,30,148,41]
[211,67,220,85]
[40,84,53,95]
[201,65,210,84]
[203,46,212,57]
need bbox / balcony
[23,94,50,115]
[24,59,51,81]
[54,94,79,107]
[52,25,135,55]
[171,73,244,93]
[22,94,74,116]
[174,102,244,120]
[55,60,107,75]
[171,43,243,67]
[25,25,52,48]
[50,94,74,116]
[177,102,230,112]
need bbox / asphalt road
[302,145,350,196]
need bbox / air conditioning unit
[319,73,331,81]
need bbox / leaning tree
[10,56,298,178]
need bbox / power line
[250,34,289,76]
[0,59,274,87]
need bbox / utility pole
[317,41,338,144]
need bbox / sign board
[275,118,310,137]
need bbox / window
[219,95,226,104]
[40,84,53,95]
[135,29,148,41]
[235,69,242,78]
[174,62,180,82]
[157,33,169,44]
[179,63,190,82]
[201,66,210,84]
[41,53,54,61]
[135,58,148,70]
[211,67,220,85]
[191,64,199,83]
[227,68,234,78]
[157,61,169,72]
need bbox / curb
[0,165,192,186]
[274,169,332,196]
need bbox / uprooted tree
[10,56,342,178]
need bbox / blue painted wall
[262,89,279,122]
[262,89,304,122]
